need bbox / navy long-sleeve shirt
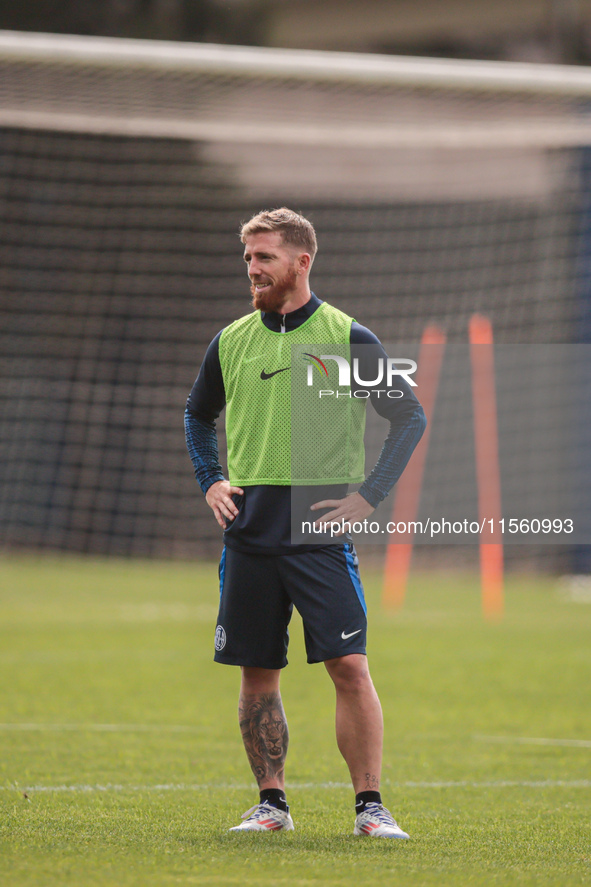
[185,293,426,553]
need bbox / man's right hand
[205,480,244,529]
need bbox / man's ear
[297,252,311,274]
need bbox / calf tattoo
[239,692,289,786]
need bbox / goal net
[1,30,589,563]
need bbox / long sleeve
[358,408,426,507]
[184,329,226,495]
[350,322,426,507]
[184,409,225,496]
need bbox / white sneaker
[354,802,410,838]
[229,802,294,832]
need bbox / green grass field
[1,555,590,886]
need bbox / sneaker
[229,801,294,832]
[353,802,409,838]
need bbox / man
[185,208,425,837]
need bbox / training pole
[382,325,446,609]
[469,314,504,620]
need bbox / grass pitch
[0,554,590,886]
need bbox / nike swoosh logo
[260,367,291,380]
[341,629,363,639]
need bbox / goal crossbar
[3,28,591,97]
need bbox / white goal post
[2,29,591,148]
[4,28,591,92]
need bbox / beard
[250,265,298,312]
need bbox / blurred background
[1,0,591,572]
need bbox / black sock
[260,788,288,812]
[355,790,382,813]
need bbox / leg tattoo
[364,773,380,790]
[239,692,289,786]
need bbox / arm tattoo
[238,691,289,786]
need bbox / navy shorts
[214,543,367,668]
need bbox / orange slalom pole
[469,314,504,620]
[382,325,446,609]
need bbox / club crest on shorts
[214,624,226,651]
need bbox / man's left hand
[310,492,375,536]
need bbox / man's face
[243,231,301,312]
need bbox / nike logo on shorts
[260,367,291,380]
[341,629,362,639]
